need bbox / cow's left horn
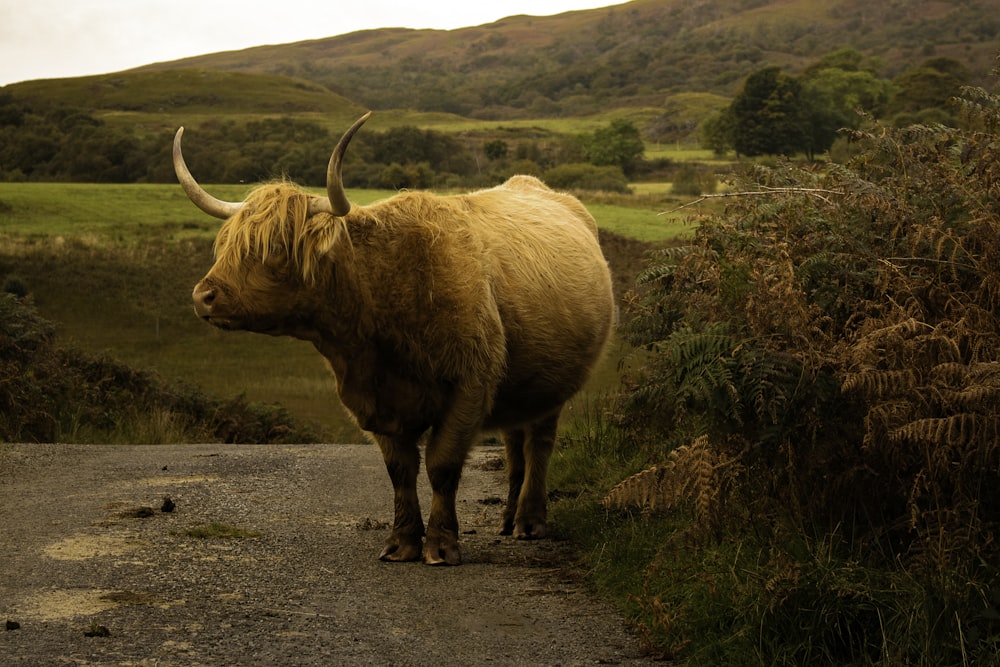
[312,111,372,217]
[173,127,244,220]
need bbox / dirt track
[0,443,648,666]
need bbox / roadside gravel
[0,443,649,666]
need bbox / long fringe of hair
[212,181,350,285]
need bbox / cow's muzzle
[192,284,216,319]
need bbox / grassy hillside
[6,69,359,114]
[129,0,999,118]
[4,69,369,138]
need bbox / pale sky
[0,0,628,86]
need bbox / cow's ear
[298,215,349,284]
[308,216,348,256]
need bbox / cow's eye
[264,250,287,267]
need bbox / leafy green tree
[375,162,435,189]
[583,119,645,176]
[800,65,891,158]
[729,66,809,157]
[700,107,736,156]
[801,47,882,77]
[484,139,508,161]
[363,126,474,178]
[0,128,58,178]
[543,163,630,193]
[887,58,969,120]
[0,92,26,127]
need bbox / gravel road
[0,443,649,666]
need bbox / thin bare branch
[661,187,844,215]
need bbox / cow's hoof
[513,519,548,540]
[379,533,422,562]
[422,536,461,566]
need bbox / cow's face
[192,186,346,336]
[175,113,370,337]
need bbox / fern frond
[740,346,796,425]
[602,465,671,513]
[666,324,741,414]
[602,436,744,538]
[939,386,1000,411]
[636,245,717,285]
[929,362,971,384]
[841,369,918,396]
[864,316,933,343]
[635,261,677,286]
[966,361,1000,384]
[890,414,982,447]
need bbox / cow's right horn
[316,111,372,217]
[173,127,244,220]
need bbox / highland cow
[174,112,615,565]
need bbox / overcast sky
[0,0,628,86]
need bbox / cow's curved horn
[313,111,372,217]
[173,127,244,220]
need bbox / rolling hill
[0,0,996,181]
[5,69,359,115]
[130,0,999,119]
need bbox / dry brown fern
[602,464,672,513]
[602,436,744,537]
[841,368,918,396]
[891,414,983,449]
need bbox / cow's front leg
[375,433,424,562]
[422,387,488,565]
[424,454,464,565]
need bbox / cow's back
[465,179,615,425]
[353,177,614,427]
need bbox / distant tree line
[1,47,970,185]
[0,94,162,183]
[0,92,646,191]
[701,49,972,158]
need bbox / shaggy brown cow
[174,113,615,565]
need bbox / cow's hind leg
[507,411,560,540]
[375,432,425,562]
[500,428,525,535]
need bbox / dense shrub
[0,294,318,443]
[542,163,630,193]
[2,275,29,298]
[669,163,717,197]
[612,85,1000,662]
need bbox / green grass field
[0,183,400,240]
[1,182,689,440]
[0,182,691,242]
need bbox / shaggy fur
[192,174,615,565]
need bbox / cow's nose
[193,285,215,317]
